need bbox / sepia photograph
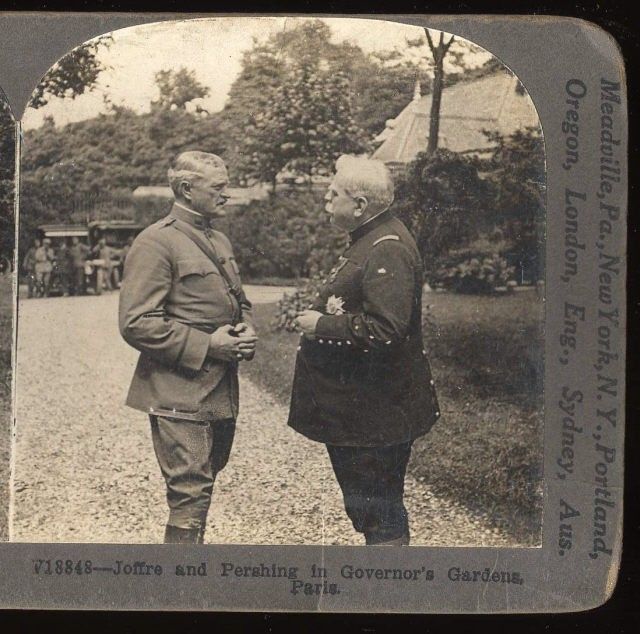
[10,17,545,548]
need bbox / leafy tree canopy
[153,67,210,111]
[29,36,112,109]
[0,101,15,264]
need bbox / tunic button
[430,379,435,386]
[337,341,342,346]
[369,335,374,340]
[435,411,440,417]
[385,340,391,345]
[318,339,324,344]
[315,293,320,297]
[297,346,301,351]
[328,340,333,344]
[363,349,369,353]
[346,341,352,345]
[422,349,427,356]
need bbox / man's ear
[353,196,368,218]
[179,180,192,202]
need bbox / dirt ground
[12,291,515,546]
[0,273,12,541]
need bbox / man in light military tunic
[289,155,439,546]
[119,151,257,543]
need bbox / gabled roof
[372,70,540,164]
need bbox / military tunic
[119,203,253,422]
[288,211,439,447]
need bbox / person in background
[34,238,54,297]
[23,238,39,298]
[70,236,90,295]
[92,237,113,291]
[55,239,73,296]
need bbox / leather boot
[164,524,202,544]
[366,533,410,546]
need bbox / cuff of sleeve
[179,328,211,371]
[315,314,350,340]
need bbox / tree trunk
[424,30,454,156]
[427,61,444,155]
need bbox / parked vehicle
[36,221,144,295]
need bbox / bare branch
[424,28,436,54]
[443,35,456,54]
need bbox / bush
[433,253,515,294]
[222,189,346,280]
[272,275,324,332]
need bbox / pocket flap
[177,258,218,278]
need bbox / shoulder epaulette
[156,216,176,228]
[373,234,400,246]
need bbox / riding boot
[366,533,410,546]
[163,524,202,544]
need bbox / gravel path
[12,292,512,546]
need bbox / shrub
[272,275,324,332]
[433,253,515,294]
[223,189,346,280]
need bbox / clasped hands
[208,322,257,362]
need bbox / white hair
[167,151,228,196]
[334,155,394,211]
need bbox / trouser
[35,271,50,297]
[150,415,236,531]
[102,266,113,290]
[58,271,71,295]
[326,441,413,545]
[72,266,85,295]
[26,273,36,298]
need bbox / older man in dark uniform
[119,151,257,544]
[289,155,439,546]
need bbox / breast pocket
[176,258,223,295]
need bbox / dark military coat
[288,211,439,447]
[119,203,253,422]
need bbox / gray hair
[334,155,394,211]
[167,151,228,196]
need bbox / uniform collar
[170,202,212,230]
[348,209,393,245]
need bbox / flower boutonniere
[326,295,346,315]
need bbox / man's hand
[295,310,323,336]
[208,324,257,362]
[232,322,257,360]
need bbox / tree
[474,127,546,280]
[392,149,493,271]
[29,36,112,109]
[392,127,545,283]
[0,100,15,265]
[221,19,427,181]
[424,30,455,155]
[240,60,369,191]
[153,67,209,111]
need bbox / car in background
[36,220,144,295]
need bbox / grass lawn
[241,290,544,543]
[0,273,13,541]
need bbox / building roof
[372,70,540,164]
[37,224,88,237]
[132,184,269,206]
